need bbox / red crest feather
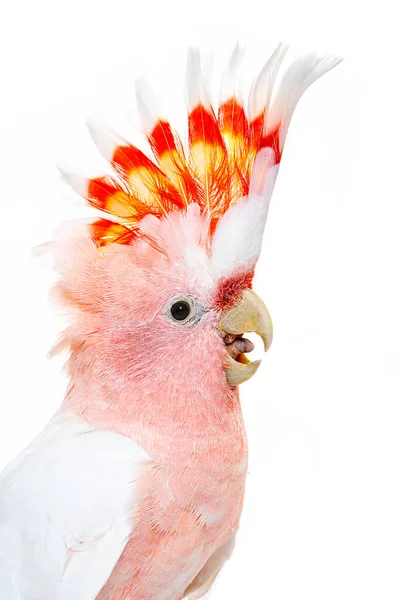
[62,46,341,247]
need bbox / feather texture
[0,412,148,600]
[1,43,341,600]
[61,46,340,248]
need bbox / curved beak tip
[225,357,262,387]
[219,289,273,386]
[263,332,273,353]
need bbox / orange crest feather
[62,46,341,247]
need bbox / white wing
[0,411,149,600]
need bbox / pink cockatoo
[0,45,340,599]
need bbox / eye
[170,300,192,322]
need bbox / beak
[219,289,273,386]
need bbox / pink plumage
[0,45,340,600]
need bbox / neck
[62,351,244,458]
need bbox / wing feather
[0,412,149,600]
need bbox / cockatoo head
[54,200,272,393]
[56,46,340,394]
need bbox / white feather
[186,47,212,112]
[210,194,267,280]
[212,50,341,273]
[58,167,89,197]
[220,43,245,105]
[135,76,161,133]
[265,53,342,145]
[247,43,288,121]
[210,147,279,279]
[0,411,148,600]
[87,121,123,162]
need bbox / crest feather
[62,46,341,247]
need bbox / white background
[0,1,413,598]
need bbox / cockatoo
[0,45,340,599]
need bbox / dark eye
[170,300,191,322]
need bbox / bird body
[1,405,245,600]
[56,208,249,598]
[0,45,340,599]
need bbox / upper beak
[219,289,273,386]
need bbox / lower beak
[219,289,273,386]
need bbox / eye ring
[170,299,192,322]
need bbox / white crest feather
[221,43,245,104]
[248,43,288,121]
[86,121,124,162]
[135,76,162,133]
[186,47,212,112]
[265,53,342,146]
[213,48,341,277]
[58,166,90,197]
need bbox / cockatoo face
[54,201,272,390]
